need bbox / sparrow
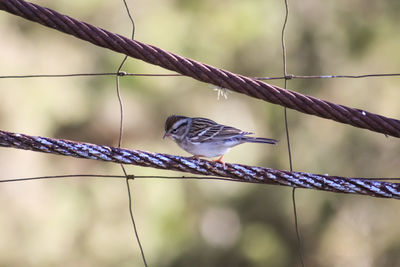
[163,115,278,163]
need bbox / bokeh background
[1,0,400,266]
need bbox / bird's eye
[171,128,178,134]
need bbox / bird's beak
[163,132,170,139]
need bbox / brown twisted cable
[0,0,399,137]
[0,129,399,199]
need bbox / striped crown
[164,115,188,131]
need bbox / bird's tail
[244,137,278,144]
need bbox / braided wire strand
[0,129,399,199]
[0,0,399,137]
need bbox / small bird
[163,115,278,163]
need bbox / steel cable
[0,129,399,199]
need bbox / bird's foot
[213,155,226,168]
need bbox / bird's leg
[213,155,226,168]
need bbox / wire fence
[1,0,400,266]
[0,0,399,196]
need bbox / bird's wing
[189,118,251,143]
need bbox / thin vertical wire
[281,0,305,266]
[116,0,148,266]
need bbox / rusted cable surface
[0,129,399,199]
[0,0,399,138]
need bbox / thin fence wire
[114,1,148,266]
[2,72,400,80]
[0,175,263,185]
[1,174,399,184]
[279,0,305,266]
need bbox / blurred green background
[1,0,400,266]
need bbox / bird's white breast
[178,140,234,158]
